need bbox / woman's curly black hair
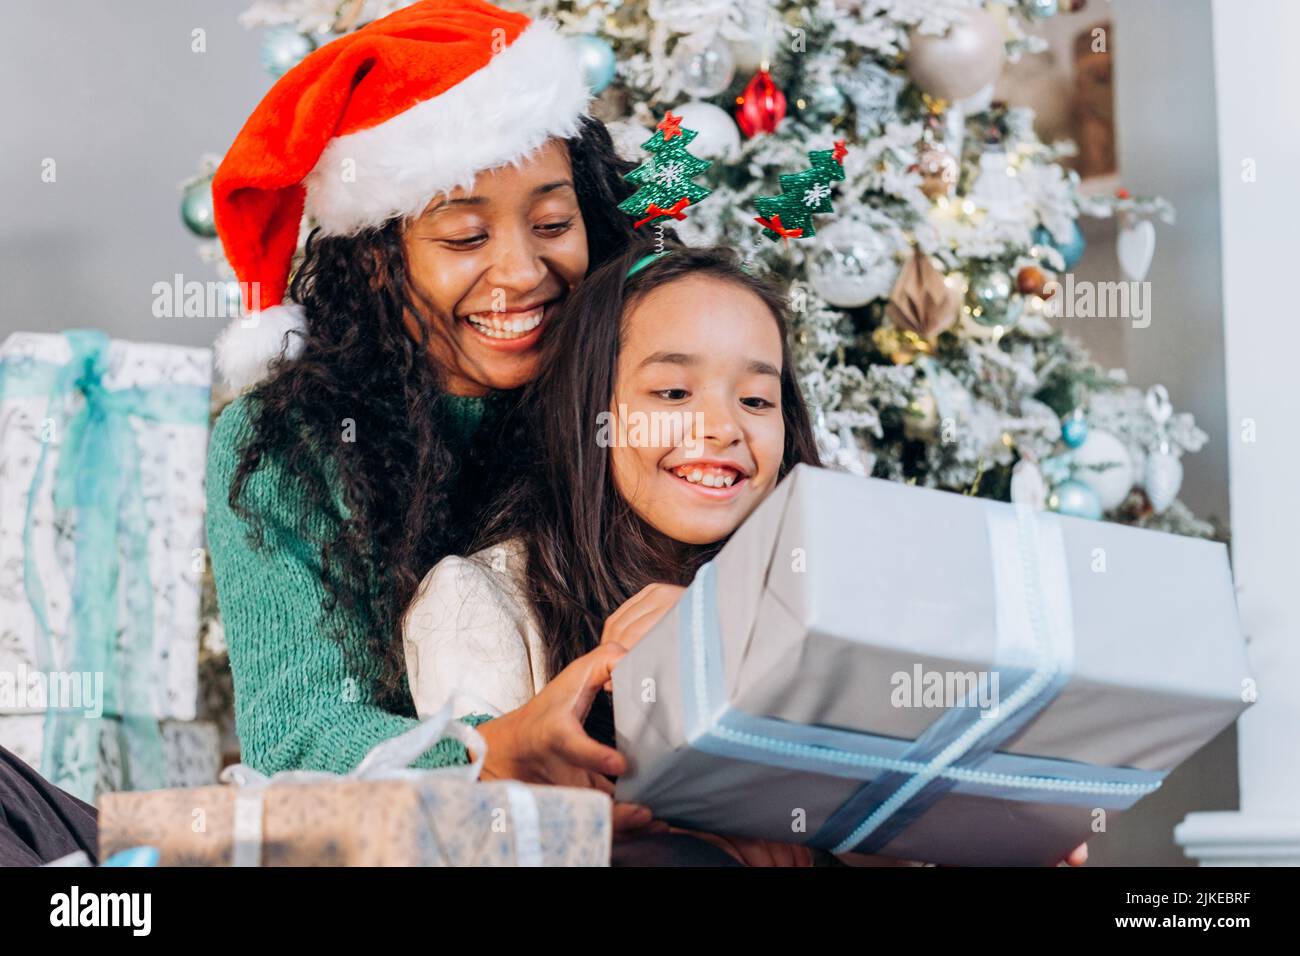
[224,116,639,711]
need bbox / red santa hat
[211,0,591,390]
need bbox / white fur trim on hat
[213,303,308,391]
[304,20,591,237]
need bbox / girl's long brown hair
[478,243,822,682]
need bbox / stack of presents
[0,330,1253,867]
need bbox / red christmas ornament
[736,69,787,138]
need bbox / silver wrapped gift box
[612,465,1252,866]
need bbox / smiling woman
[399,140,590,395]
[202,0,646,803]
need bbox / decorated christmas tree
[182,0,1212,540]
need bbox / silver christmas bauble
[670,40,735,98]
[808,221,898,308]
[966,269,1023,328]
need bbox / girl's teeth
[674,466,740,487]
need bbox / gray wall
[0,1,269,349]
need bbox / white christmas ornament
[1144,445,1183,514]
[906,10,1006,102]
[971,150,1024,212]
[1117,216,1156,281]
[1072,429,1135,510]
[672,101,740,160]
[1010,458,1048,510]
[1142,384,1183,513]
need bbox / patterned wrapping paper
[0,716,222,798]
[0,330,212,722]
[98,776,613,867]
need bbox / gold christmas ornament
[884,247,961,343]
[872,326,932,365]
[917,142,958,200]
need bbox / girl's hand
[666,826,815,867]
[598,583,686,690]
[1061,842,1088,866]
[470,642,656,838]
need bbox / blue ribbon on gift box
[675,500,1167,858]
[0,329,211,801]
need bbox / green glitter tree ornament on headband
[753,140,849,245]
[617,111,714,229]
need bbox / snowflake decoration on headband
[618,111,714,230]
[753,140,849,245]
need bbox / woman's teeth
[466,307,544,339]
[673,465,740,488]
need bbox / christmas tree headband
[617,111,849,246]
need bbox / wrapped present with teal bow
[1,714,222,798]
[612,465,1253,866]
[98,701,613,866]
[0,330,213,803]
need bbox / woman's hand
[666,826,815,867]
[598,583,685,691]
[470,642,656,838]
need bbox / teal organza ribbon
[0,329,210,801]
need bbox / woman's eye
[741,396,775,409]
[654,388,690,401]
[537,218,575,236]
[439,234,487,249]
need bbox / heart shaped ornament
[1117,217,1156,281]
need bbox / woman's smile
[461,297,561,351]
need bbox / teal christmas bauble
[966,268,1023,327]
[1049,479,1102,520]
[180,179,217,238]
[1027,0,1060,18]
[1034,222,1086,270]
[261,26,315,78]
[572,35,617,94]
[1061,413,1088,448]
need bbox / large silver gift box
[612,465,1252,866]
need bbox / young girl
[402,243,822,865]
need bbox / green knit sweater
[205,391,495,775]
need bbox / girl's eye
[537,218,575,236]
[741,396,775,409]
[654,388,690,401]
